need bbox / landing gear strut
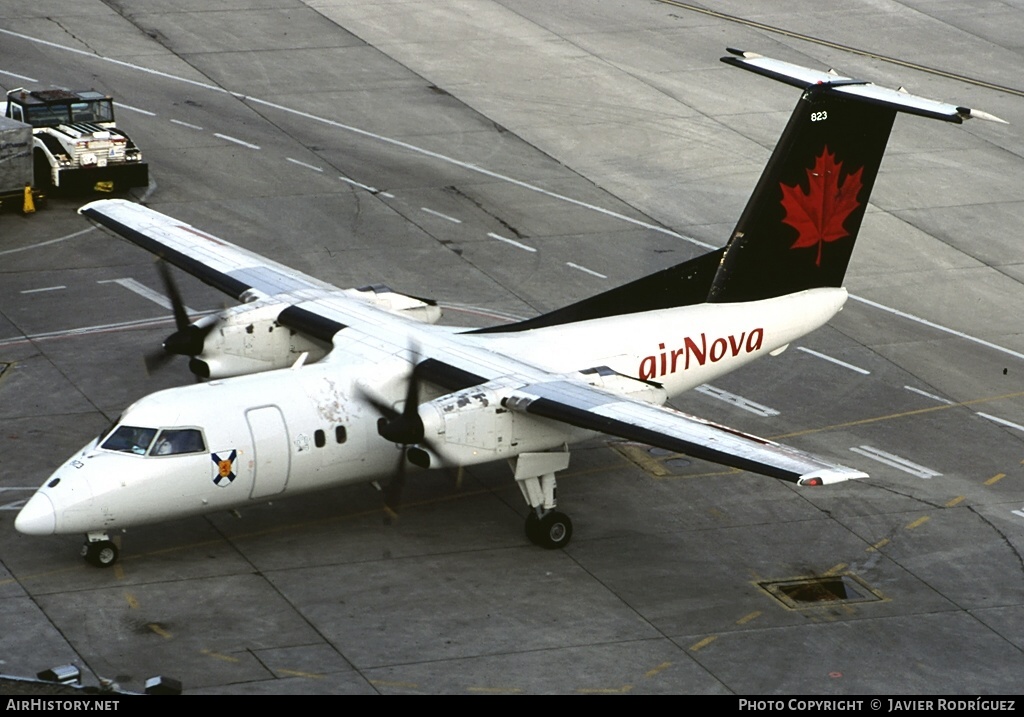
[512,449,573,550]
[81,532,119,568]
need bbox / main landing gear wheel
[81,540,119,568]
[525,511,573,550]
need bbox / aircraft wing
[80,199,341,300]
[80,198,444,346]
[502,378,867,485]
[80,199,865,486]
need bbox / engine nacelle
[347,284,442,324]
[188,301,330,379]
[173,287,437,380]
[415,368,667,468]
[416,384,575,468]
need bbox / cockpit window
[97,417,121,444]
[101,426,157,455]
[151,429,206,456]
[100,426,207,456]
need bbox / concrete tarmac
[0,0,1022,695]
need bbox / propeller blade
[155,260,190,332]
[163,323,212,357]
[355,383,399,422]
[143,347,176,375]
[403,356,421,419]
[360,341,435,517]
[383,448,407,518]
[146,260,213,378]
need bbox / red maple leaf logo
[780,146,864,266]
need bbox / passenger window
[314,429,326,448]
[151,429,207,456]
[102,426,157,455]
[335,426,347,444]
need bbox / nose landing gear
[81,533,119,568]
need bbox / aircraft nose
[15,492,57,536]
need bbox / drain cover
[760,574,883,609]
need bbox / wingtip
[957,106,1009,124]
[725,47,762,59]
[797,468,869,486]
[78,197,131,216]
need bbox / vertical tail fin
[708,49,1001,303]
[469,51,1003,333]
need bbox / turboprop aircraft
[15,50,1006,567]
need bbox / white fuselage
[15,287,847,536]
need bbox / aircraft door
[246,406,290,499]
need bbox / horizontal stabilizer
[722,49,1006,124]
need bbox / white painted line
[169,118,203,130]
[0,488,34,512]
[976,412,1024,432]
[904,386,955,404]
[421,207,462,224]
[0,227,95,256]
[1012,509,1024,519]
[694,384,780,417]
[0,312,218,347]
[850,446,941,479]
[338,176,379,193]
[848,294,1024,363]
[117,103,156,117]
[214,133,261,150]
[0,487,37,491]
[20,286,66,294]
[287,157,323,172]
[98,278,196,313]
[0,69,38,82]
[0,28,713,249]
[488,232,536,253]
[6,27,1024,367]
[566,262,607,279]
[796,346,870,375]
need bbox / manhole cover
[760,574,883,609]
